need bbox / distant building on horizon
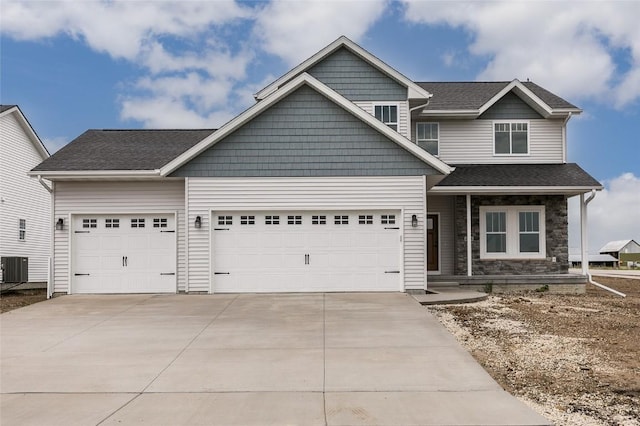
[599,239,640,266]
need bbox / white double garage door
[71,210,402,293]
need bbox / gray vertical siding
[479,91,543,119]
[308,47,407,101]
[171,85,438,177]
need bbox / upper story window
[494,121,528,155]
[18,219,26,241]
[374,105,398,131]
[416,122,439,156]
[480,206,545,259]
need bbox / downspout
[580,189,626,297]
[561,112,572,164]
[37,176,54,299]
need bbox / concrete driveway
[1,293,548,425]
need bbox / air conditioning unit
[0,257,29,283]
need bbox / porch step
[412,287,488,306]
[427,281,460,288]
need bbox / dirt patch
[1,289,47,313]
[428,276,640,426]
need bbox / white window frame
[479,205,545,259]
[18,219,26,241]
[373,103,399,131]
[493,120,530,156]
[415,122,439,156]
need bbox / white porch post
[580,190,597,275]
[466,193,472,277]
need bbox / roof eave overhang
[429,185,603,195]
[254,36,432,101]
[162,73,453,176]
[27,170,162,180]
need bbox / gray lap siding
[454,194,569,275]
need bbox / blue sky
[1,0,639,252]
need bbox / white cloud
[254,0,388,66]
[1,0,251,60]
[568,173,640,255]
[401,0,640,108]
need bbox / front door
[427,214,439,271]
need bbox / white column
[580,193,588,276]
[466,194,472,277]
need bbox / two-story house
[29,37,601,296]
[1,105,51,287]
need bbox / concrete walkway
[1,293,548,425]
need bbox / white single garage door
[72,214,176,293]
[212,211,402,293]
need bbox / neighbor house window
[494,121,528,155]
[480,206,545,259]
[19,219,26,241]
[374,105,398,131]
[416,122,439,156]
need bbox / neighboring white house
[29,37,602,296]
[0,105,51,284]
[599,240,640,258]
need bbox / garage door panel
[72,214,176,294]
[213,211,401,293]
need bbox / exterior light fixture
[194,216,202,228]
[411,214,418,228]
[55,218,64,230]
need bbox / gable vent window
[312,215,326,225]
[82,218,97,229]
[288,215,302,225]
[153,218,167,228]
[240,215,255,225]
[381,215,395,225]
[18,219,26,240]
[105,219,120,228]
[265,215,280,225]
[218,216,232,225]
[374,105,398,131]
[334,215,349,225]
[416,122,439,156]
[359,215,373,224]
[494,121,528,155]
[131,218,145,228]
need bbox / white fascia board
[1,106,50,159]
[478,80,553,118]
[26,170,161,180]
[429,185,604,195]
[254,36,432,101]
[162,73,452,176]
[418,109,480,118]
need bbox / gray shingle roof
[32,129,215,171]
[415,81,578,110]
[436,164,601,187]
[0,105,18,113]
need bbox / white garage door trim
[69,211,178,294]
[209,208,405,293]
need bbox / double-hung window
[374,105,398,131]
[480,206,545,259]
[18,219,26,241]
[494,121,528,155]
[416,122,439,156]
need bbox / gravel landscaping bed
[428,276,640,426]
